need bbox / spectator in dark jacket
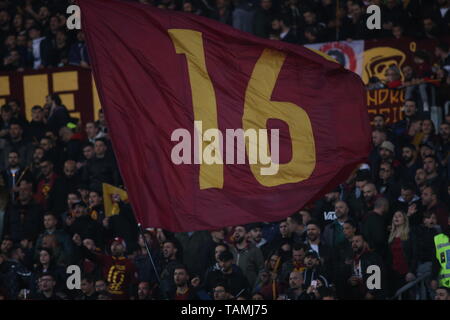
[323,200,351,249]
[204,250,250,298]
[27,25,55,69]
[46,94,70,135]
[362,197,389,259]
[3,180,43,243]
[82,138,121,191]
[0,122,34,171]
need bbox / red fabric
[174,289,191,300]
[390,237,408,275]
[78,0,371,232]
[387,80,402,88]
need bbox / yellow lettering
[168,29,223,190]
[243,49,315,187]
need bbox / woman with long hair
[387,210,418,298]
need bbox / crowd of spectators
[0,0,449,301]
[1,0,450,71]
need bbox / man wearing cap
[73,234,138,300]
[301,250,330,289]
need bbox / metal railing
[391,271,432,300]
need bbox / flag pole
[137,223,161,285]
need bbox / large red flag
[78,0,371,232]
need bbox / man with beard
[159,239,181,298]
[393,183,422,226]
[346,169,371,216]
[35,158,58,209]
[0,121,33,170]
[168,265,199,300]
[332,220,357,299]
[302,250,330,289]
[354,183,380,223]
[304,221,332,271]
[72,235,137,300]
[421,184,449,231]
[136,281,157,300]
[247,223,271,259]
[361,197,389,259]
[415,168,428,192]
[376,162,400,206]
[280,243,308,282]
[229,225,264,288]
[204,250,249,298]
[423,156,445,195]
[30,147,45,181]
[392,99,419,138]
[323,201,351,249]
[369,129,387,175]
[344,233,385,300]
[47,160,81,216]
[398,144,421,183]
[1,151,33,201]
[373,114,395,141]
[372,141,398,180]
[286,271,312,300]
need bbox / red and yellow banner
[76,0,370,231]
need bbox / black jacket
[47,173,82,216]
[3,200,44,242]
[82,155,121,191]
[362,212,388,259]
[204,265,250,298]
